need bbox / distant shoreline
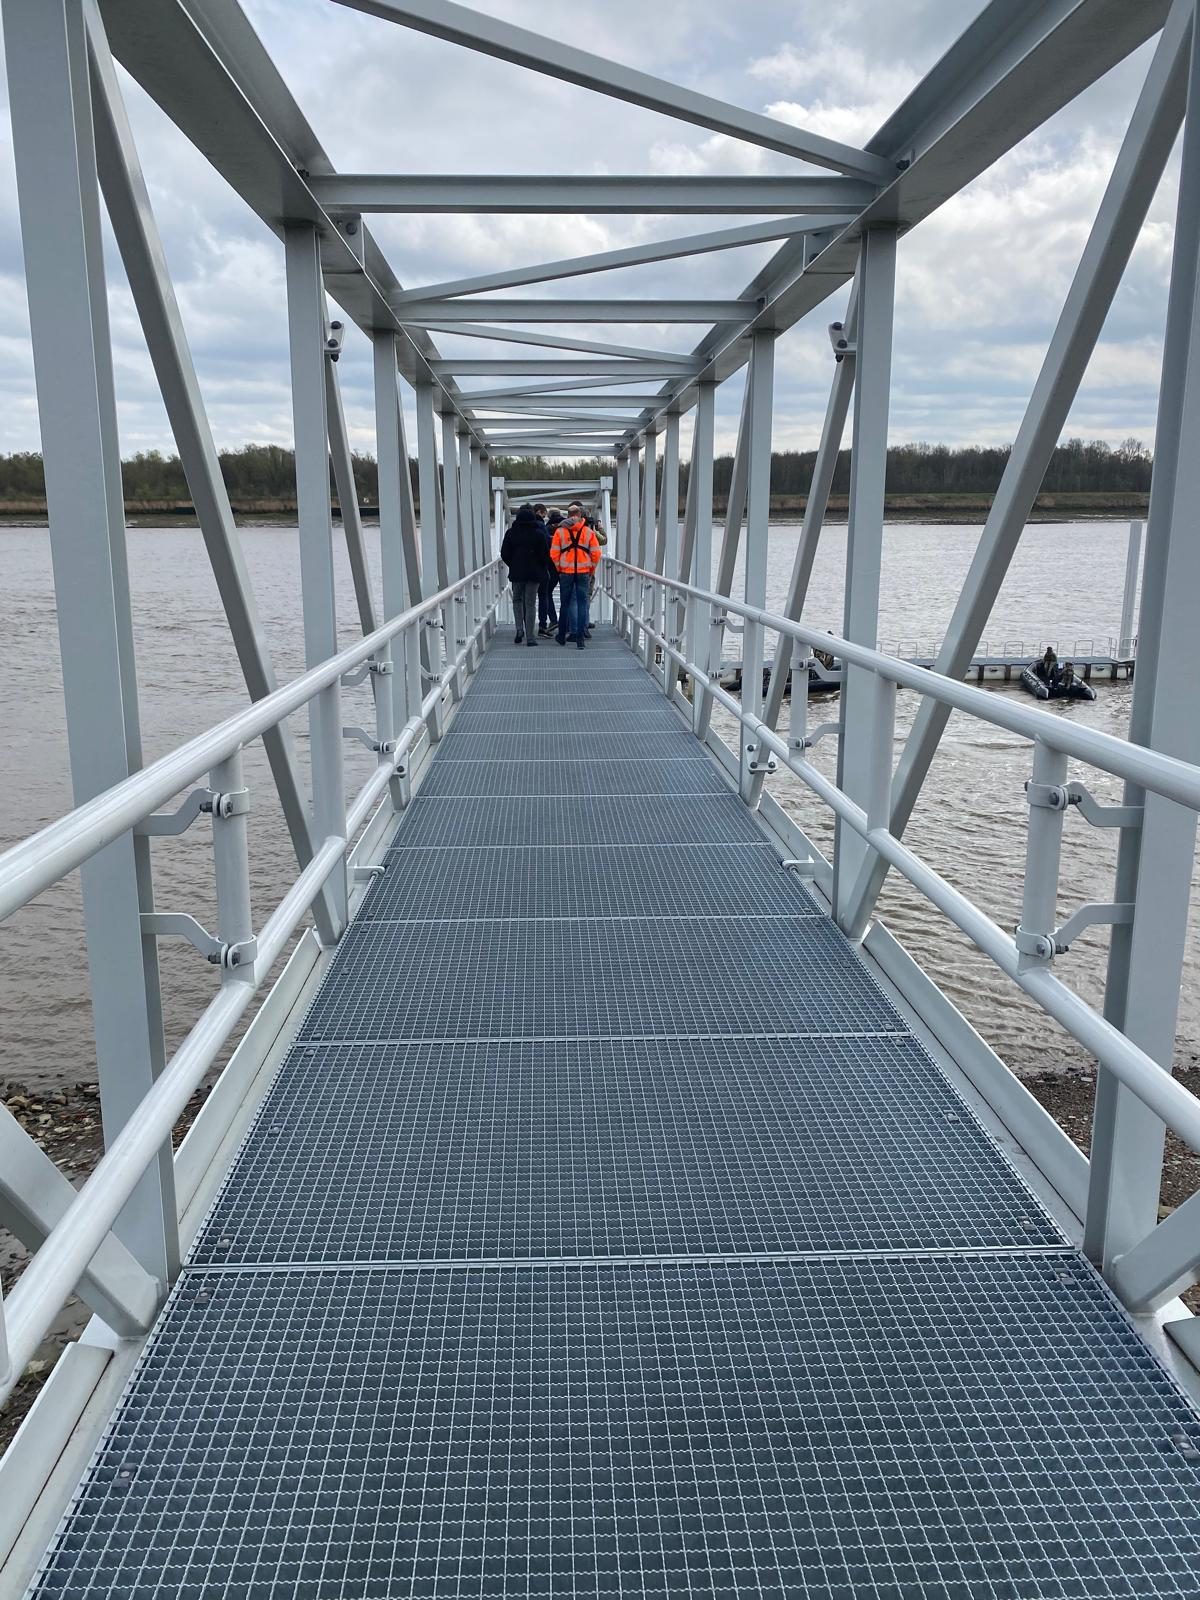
[0,490,1149,527]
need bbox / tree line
[0,436,1153,504]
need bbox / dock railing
[609,557,1200,1315]
[0,560,502,1403]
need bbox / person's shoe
[556,634,566,646]
[514,631,524,645]
[576,639,586,650]
[526,639,538,647]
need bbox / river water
[1,519,1196,1091]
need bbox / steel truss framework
[4,0,1200,1583]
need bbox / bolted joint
[324,319,345,362]
[204,787,250,820]
[219,937,258,975]
[1014,925,1055,961]
[1025,780,1071,811]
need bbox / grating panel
[449,708,683,734]
[436,729,702,761]
[390,793,768,848]
[419,757,731,798]
[361,844,819,920]
[35,1257,1200,1600]
[465,687,662,704]
[297,915,904,1041]
[191,1034,1061,1265]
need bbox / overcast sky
[0,1,1181,461]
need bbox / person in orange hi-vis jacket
[550,501,602,650]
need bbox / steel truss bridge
[2,0,1200,1594]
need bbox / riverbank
[0,491,1149,526]
[2,1062,1197,1453]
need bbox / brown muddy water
[1,519,1196,1093]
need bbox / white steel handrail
[0,560,502,1403]
[0,562,501,923]
[612,561,1200,809]
[608,560,1200,1163]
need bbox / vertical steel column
[4,0,177,1286]
[625,445,641,646]
[833,227,897,926]
[284,224,348,937]
[639,428,658,667]
[687,383,717,733]
[1118,518,1144,657]
[1087,6,1200,1271]
[439,412,464,702]
[657,413,681,688]
[85,4,335,940]
[749,302,858,805]
[600,475,613,624]
[739,330,777,800]
[414,383,446,731]
[695,375,752,738]
[373,332,423,746]
[440,411,463,585]
[458,429,480,666]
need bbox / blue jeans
[557,574,589,641]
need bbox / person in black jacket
[500,504,553,646]
[534,504,558,636]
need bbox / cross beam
[397,299,753,323]
[392,218,855,302]
[308,174,876,214]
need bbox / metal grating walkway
[31,629,1200,1599]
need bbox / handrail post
[739,330,776,800]
[284,223,348,937]
[1015,742,1070,970]
[210,749,255,984]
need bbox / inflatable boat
[1020,663,1096,702]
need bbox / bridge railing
[609,558,1200,1316]
[0,560,502,1403]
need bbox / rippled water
[1,519,1195,1090]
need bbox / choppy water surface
[1,519,1196,1089]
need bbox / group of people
[500,500,606,650]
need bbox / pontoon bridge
[3,1,1200,1593]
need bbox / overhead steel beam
[434,359,698,377]
[413,322,689,361]
[475,412,643,427]
[398,299,753,323]
[461,389,667,406]
[328,0,893,179]
[457,378,670,402]
[393,218,855,302]
[308,174,877,214]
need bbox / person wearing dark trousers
[550,502,603,649]
[534,504,558,636]
[500,503,553,646]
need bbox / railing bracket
[141,912,257,972]
[343,725,381,753]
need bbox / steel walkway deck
[30,633,1200,1599]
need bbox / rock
[6,1093,29,1110]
